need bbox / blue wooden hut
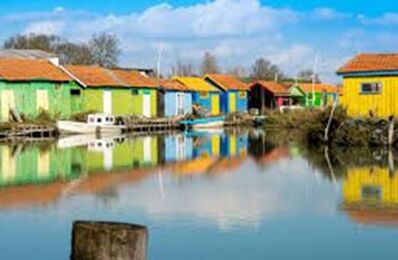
[158,79,192,117]
[204,74,249,114]
[175,77,221,115]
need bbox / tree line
[1,33,321,82]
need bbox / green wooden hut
[0,58,82,122]
[289,83,339,108]
[66,66,159,117]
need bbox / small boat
[57,114,127,135]
[180,116,225,129]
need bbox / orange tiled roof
[338,53,398,74]
[159,79,190,91]
[250,81,290,95]
[205,74,249,91]
[298,83,339,94]
[66,65,127,87]
[111,69,159,88]
[0,58,71,82]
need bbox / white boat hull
[192,121,224,129]
[57,121,126,135]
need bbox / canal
[0,129,397,259]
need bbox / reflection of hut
[342,166,398,226]
[164,135,193,163]
[0,181,67,209]
[171,155,218,176]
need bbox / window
[131,89,139,95]
[199,92,208,98]
[239,91,247,98]
[360,82,382,94]
[97,118,102,123]
[361,185,381,200]
[70,89,81,96]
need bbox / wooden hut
[65,66,159,117]
[337,53,398,118]
[291,83,339,108]
[0,58,82,122]
[175,77,221,115]
[248,81,291,112]
[157,79,193,117]
[203,74,249,113]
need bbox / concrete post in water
[71,221,148,260]
[388,116,395,147]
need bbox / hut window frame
[131,89,139,95]
[199,92,209,98]
[360,82,382,95]
[70,89,81,96]
[239,91,247,98]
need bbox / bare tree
[56,42,93,65]
[250,58,284,81]
[201,52,219,75]
[171,60,197,77]
[297,68,321,83]
[89,32,121,68]
[3,34,60,53]
[227,65,248,78]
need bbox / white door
[103,91,112,114]
[143,94,151,117]
[143,137,151,163]
[176,135,186,161]
[1,90,15,122]
[36,90,49,112]
[176,93,184,115]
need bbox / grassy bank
[264,107,398,147]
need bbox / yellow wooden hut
[337,53,398,118]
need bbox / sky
[0,0,398,83]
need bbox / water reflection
[2,131,398,259]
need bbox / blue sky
[0,0,397,82]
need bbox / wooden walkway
[122,117,183,133]
[0,124,57,140]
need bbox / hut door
[103,91,112,114]
[229,92,237,112]
[2,146,16,183]
[176,93,184,115]
[37,90,49,112]
[143,94,151,117]
[37,150,50,179]
[211,95,220,115]
[1,90,15,122]
[143,136,152,163]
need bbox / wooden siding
[0,81,81,122]
[341,76,398,118]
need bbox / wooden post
[388,116,395,147]
[71,221,148,260]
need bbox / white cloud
[359,12,398,25]
[312,8,347,21]
[23,21,65,35]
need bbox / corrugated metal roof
[0,49,57,59]
[205,74,248,91]
[0,58,71,82]
[65,65,127,87]
[338,53,398,74]
[249,81,290,95]
[159,79,190,91]
[174,77,220,92]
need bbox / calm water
[0,130,397,259]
